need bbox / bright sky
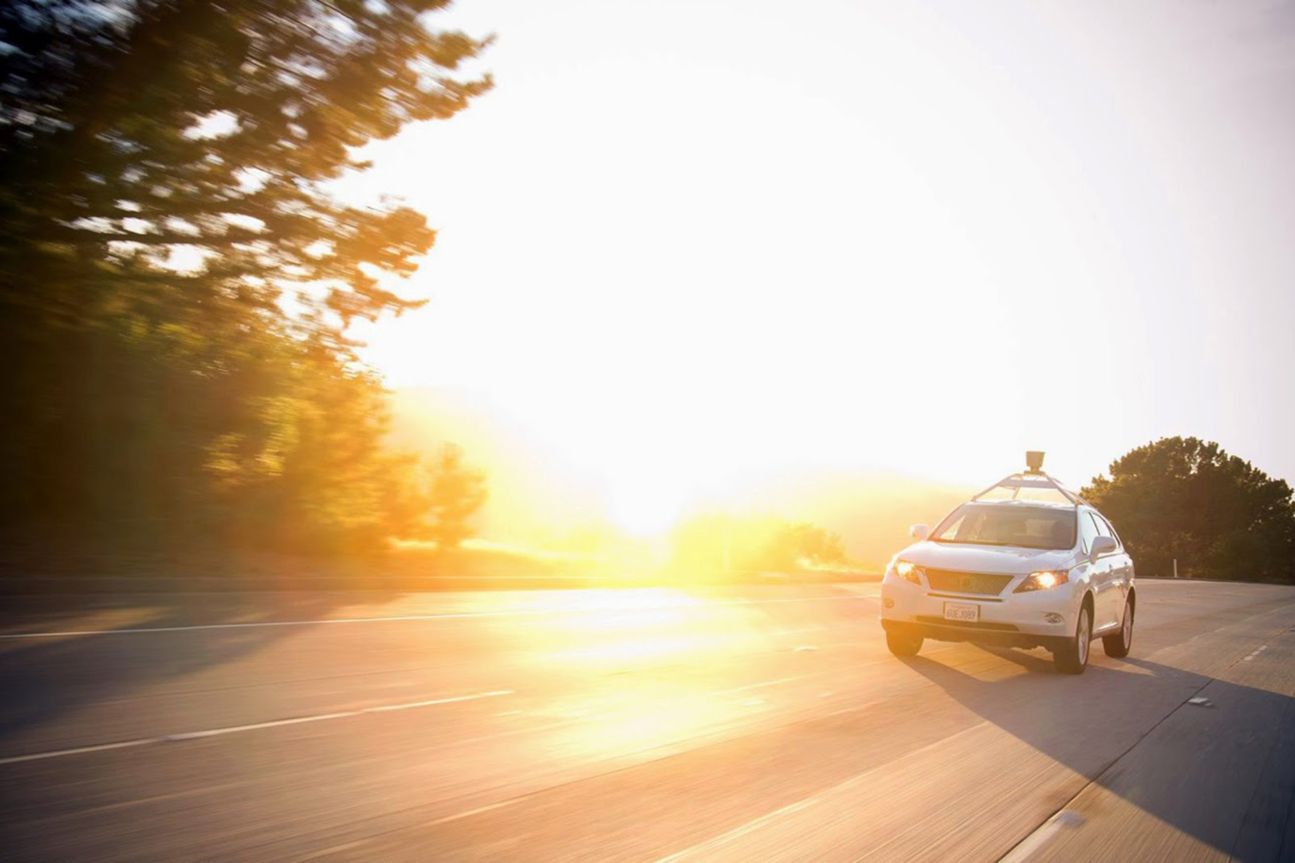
[346,0,1295,534]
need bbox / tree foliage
[0,1,492,556]
[423,443,487,549]
[1082,437,1295,583]
[670,514,848,577]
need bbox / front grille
[916,616,1019,632]
[924,568,1014,596]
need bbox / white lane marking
[998,810,1085,863]
[426,796,521,826]
[817,698,884,720]
[0,738,155,765]
[48,674,817,827]
[0,690,512,767]
[0,673,810,773]
[290,675,860,861]
[0,595,876,640]
[654,720,991,862]
[1243,645,1267,661]
[716,675,807,695]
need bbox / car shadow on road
[0,590,405,752]
[900,648,1295,862]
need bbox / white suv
[879,457,1135,674]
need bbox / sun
[604,464,692,537]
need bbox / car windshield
[930,504,1076,550]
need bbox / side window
[1091,514,1112,539]
[1079,511,1100,554]
[1094,514,1120,550]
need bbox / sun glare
[337,0,1295,553]
[609,483,686,537]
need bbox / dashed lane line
[653,721,991,862]
[0,690,513,767]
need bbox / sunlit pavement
[1,580,1293,861]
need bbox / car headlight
[894,560,923,586]
[1014,570,1070,593]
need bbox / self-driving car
[880,452,1135,674]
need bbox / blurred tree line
[0,1,489,558]
[1083,437,1295,583]
[670,514,848,578]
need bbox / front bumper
[879,573,1079,649]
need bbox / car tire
[1103,599,1133,658]
[886,629,923,657]
[1053,604,1091,675]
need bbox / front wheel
[1053,604,1092,674]
[1103,599,1133,658]
[886,628,923,657]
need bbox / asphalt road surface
[2,579,1293,861]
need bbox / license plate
[944,602,979,623]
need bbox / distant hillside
[389,388,974,570]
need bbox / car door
[1095,513,1133,618]
[1076,511,1106,623]
[1088,512,1121,630]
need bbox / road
[1,580,1293,861]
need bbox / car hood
[897,541,1079,575]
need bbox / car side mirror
[1090,535,1117,561]
[910,523,929,541]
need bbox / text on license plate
[943,602,979,622]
